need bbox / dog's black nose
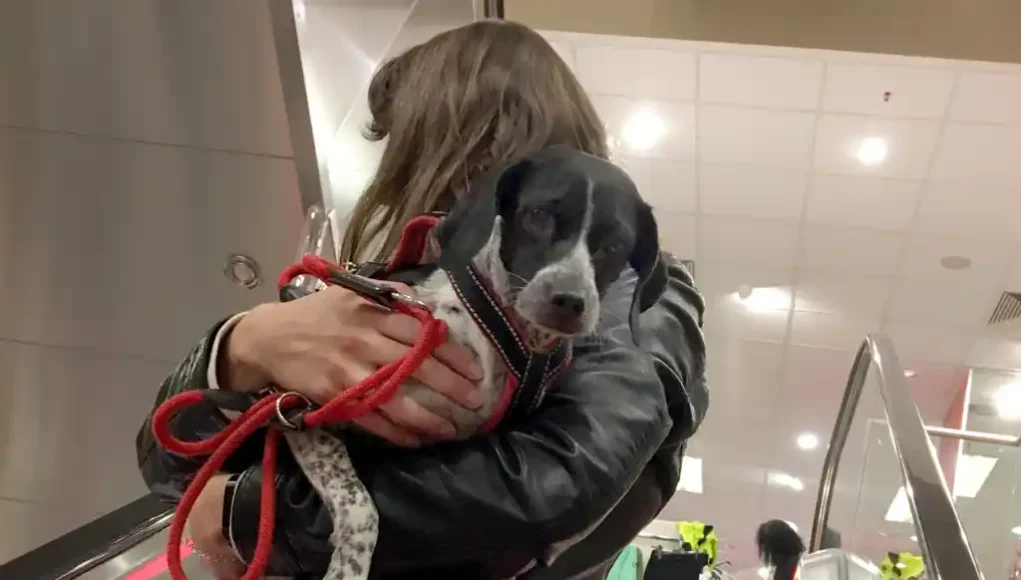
[550,293,586,316]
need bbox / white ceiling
[538,29,1021,573]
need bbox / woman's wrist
[219,309,271,393]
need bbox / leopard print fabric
[284,429,377,580]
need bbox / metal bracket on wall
[474,0,504,20]
[224,254,262,289]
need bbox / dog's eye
[521,208,554,239]
[592,240,625,260]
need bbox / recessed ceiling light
[735,286,791,312]
[622,109,665,152]
[940,255,972,270]
[768,472,805,492]
[952,455,998,498]
[904,370,917,378]
[995,382,1021,420]
[677,456,703,494]
[857,137,888,166]
[796,432,820,451]
[885,487,913,523]
[1012,526,1021,536]
[910,535,918,542]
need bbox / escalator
[0,333,997,579]
[805,335,985,579]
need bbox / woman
[136,20,708,579]
[757,520,805,580]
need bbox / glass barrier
[812,334,984,579]
[930,436,1021,579]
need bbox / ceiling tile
[547,40,575,70]
[594,96,696,160]
[822,63,955,118]
[930,123,1021,184]
[915,181,1019,238]
[699,163,807,220]
[789,310,882,351]
[782,344,856,412]
[813,114,940,179]
[701,215,799,269]
[794,273,893,318]
[799,225,906,277]
[697,261,794,302]
[1006,258,1021,291]
[967,338,1021,371]
[784,344,856,404]
[886,277,997,328]
[900,232,1014,283]
[949,71,1021,125]
[575,44,696,100]
[805,174,922,232]
[705,339,785,420]
[617,157,696,214]
[705,300,791,345]
[699,53,824,111]
[699,105,815,170]
[883,322,977,364]
[655,211,696,259]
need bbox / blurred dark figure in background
[757,520,806,580]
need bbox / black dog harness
[295,214,572,429]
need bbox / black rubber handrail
[0,494,172,580]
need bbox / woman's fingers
[432,340,485,382]
[363,332,481,410]
[352,412,421,447]
[378,394,458,440]
[377,310,482,381]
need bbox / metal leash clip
[324,266,430,311]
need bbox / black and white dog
[284,146,666,579]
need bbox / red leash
[151,255,447,580]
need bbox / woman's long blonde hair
[339,20,608,263]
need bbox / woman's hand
[189,474,245,580]
[221,283,483,446]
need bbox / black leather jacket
[135,262,707,578]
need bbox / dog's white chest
[282,269,510,580]
[400,270,508,438]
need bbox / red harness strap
[151,254,448,580]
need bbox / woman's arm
[225,262,706,576]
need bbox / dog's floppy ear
[433,159,531,270]
[628,202,668,342]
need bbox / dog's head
[432,146,666,346]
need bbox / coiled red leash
[151,254,448,580]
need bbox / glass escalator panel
[811,334,985,579]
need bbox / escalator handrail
[0,494,173,580]
[810,333,984,580]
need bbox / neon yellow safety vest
[879,551,924,579]
[677,521,719,570]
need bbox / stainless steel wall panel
[0,0,293,157]
[0,498,105,566]
[0,127,302,359]
[0,340,167,513]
